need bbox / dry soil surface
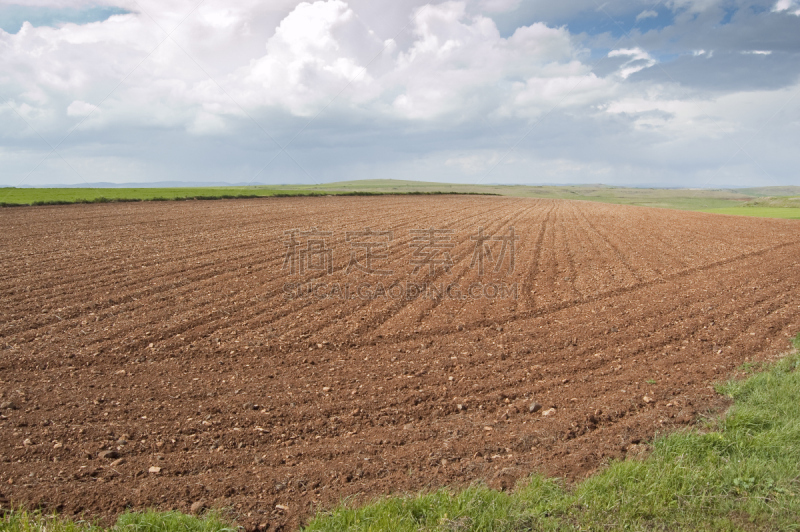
[1,196,800,530]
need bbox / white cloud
[210,0,585,121]
[3,0,595,131]
[508,68,614,119]
[636,10,658,21]
[608,48,657,79]
[773,0,800,15]
[387,2,580,119]
[231,0,385,116]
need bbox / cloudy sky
[1,0,799,187]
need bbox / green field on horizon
[2,180,800,219]
[0,186,317,205]
[700,207,800,219]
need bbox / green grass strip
[700,207,800,219]
[0,187,494,207]
[0,510,234,532]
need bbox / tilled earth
[1,196,799,531]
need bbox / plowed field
[1,196,799,531]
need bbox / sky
[1,0,799,188]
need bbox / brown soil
[1,196,799,531]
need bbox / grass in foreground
[2,335,800,531]
[0,510,234,532]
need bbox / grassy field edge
[2,334,799,531]
[297,181,800,217]
[0,188,496,207]
[2,182,799,219]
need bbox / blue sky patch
[717,5,738,26]
[0,4,130,34]
[489,4,675,39]
[564,8,676,38]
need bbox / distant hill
[736,186,800,196]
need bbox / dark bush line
[1,190,497,207]
[271,191,496,197]
[30,197,143,205]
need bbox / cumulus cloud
[388,2,580,119]
[179,1,588,122]
[230,0,386,116]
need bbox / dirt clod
[190,500,207,515]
